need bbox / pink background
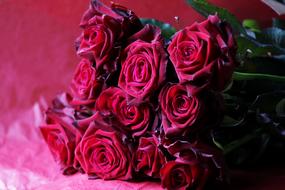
[0,0,285,189]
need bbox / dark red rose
[40,93,82,175]
[160,161,201,190]
[161,140,226,190]
[75,117,133,180]
[70,59,104,105]
[80,0,142,38]
[76,16,120,73]
[77,0,142,73]
[168,15,237,91]
[159,83,204,137]
[40,123,78,175]
[96,87,151,137]
[118,24,168,101]
[134,136,166,178]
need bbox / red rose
[40,94,82,175]
[80,0,142,38]
[75,117,133,180]
[118,24,168,101]
[134,136,166,178]
[161,140,225,190]
[161,161,201,190]
[76,16,120,73]
[40,123,78,175]
[168,15,237,91]
[96,87,151,137]
[159,83,204,137]
[70,59,104,105]
[77,0,142,73]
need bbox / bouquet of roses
[39,0,285,189]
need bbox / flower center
[80,70,91,85]
[123,104,136,120]
[183,46,193,57]
[171,170,186,187]
[89,31,97,41]
[174,95,190,113]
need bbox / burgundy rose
[76,16,120,72]
[118,24,168,101]
[161,161,202,190]
[134,136,166,178]
[75,117,133,180]
[77,0,142,73]
[96,87,151,137]
[161,141,225,190]
[40,94,82,175]
[80,0,142,38]
[70,59,104,105]
[40,123,78,175]
[159,83,204,137]
[168,15,237,91]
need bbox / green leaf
[252,134,270,161]
[186,0,246,35]
[242,19,261,32]
[221,115,245,128]
[256,27,285,49]
[237,36,285,60]
[272,18,285,30]
[223,128,263,155]
[140,18,176,39]
[211,131,225,151]
[233,72,285,83]
[222,79,233,92]
[236,55,285,76]
[276,98,285,117]
[250,91,285,113]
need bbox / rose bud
[70,59,104,106]
[118,24,168,102]
[74,116,133,180]
[76,0,142,73]
[96,87,151,137]
[161,140,226,190]
[134,136,166,178]
[40,93,82,175]
[168,15,237,91]
[159,83,204,137]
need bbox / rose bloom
[76,0,142,73]
[70,59,104,106]
[40,93,82,175]
[75,116,133,180]
[118,24,168,102]
[134,136,166,178]
[161,140,225,190]
[168,15,237,91]
[80,0,142,38]
[159,83,204,137]
[96,87,151,137]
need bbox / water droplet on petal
[174,16,179,22]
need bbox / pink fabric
[0,0,284,189]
